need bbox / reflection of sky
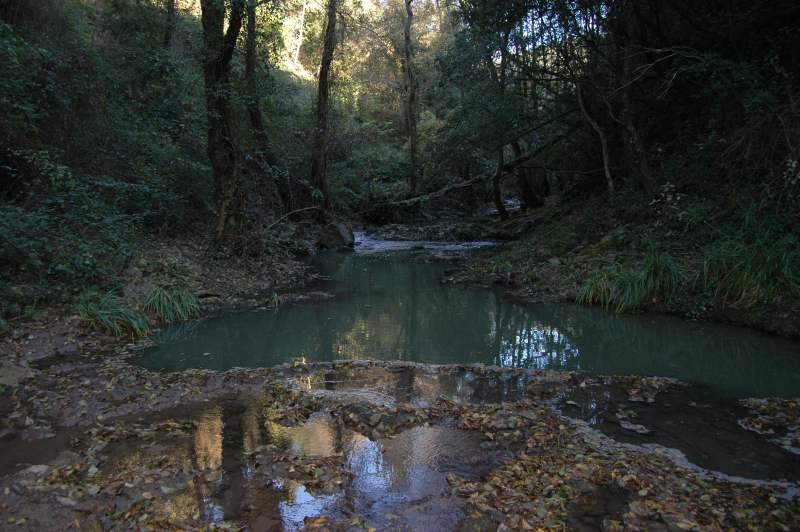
[279,483,340,531]
[346,435,394,498]
[495,325,581,369]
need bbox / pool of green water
[134,249,800,398]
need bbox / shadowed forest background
[1,0,798,335]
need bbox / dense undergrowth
[0,2,211,329]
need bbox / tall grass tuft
[612,269,647,312]
[78,291,151,337]
[142,286,201,324]
[643,251,682,300]
[703,235,799,307]
[576,269,616,308]
[578,251,682,313]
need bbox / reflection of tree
[194,406,223,471]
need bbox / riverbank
[441,190,800,339]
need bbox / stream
[136,235,800,398]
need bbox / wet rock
[57,496,78,507]
[0,363,34,387]
[25,464,50,476]
[619,420,652,435]
[318,223,355,250]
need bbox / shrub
[78,291,150,337]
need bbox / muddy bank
[1,357,798,530]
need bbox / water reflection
[306,366,533,406]
[137,252,800,397]
[176,396,488,530]
[278,481,340,531]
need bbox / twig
[265,207,321,231]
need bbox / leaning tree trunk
[309,0,338,212]
[402,0,418,194]
[577,86,615,194]
[200,0,244,243]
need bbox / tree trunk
[493,146,509,219]
[577,86,615,194]
[163,0,175,48]
[620,0,653,192]
[200,0,244,243]
[402,0,418,194]
[310,0,338,212]
[511,141,541,209]
[245,0,269,149]
[291,0,307,64]
[492,33,510,220]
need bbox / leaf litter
[0,352,798,530]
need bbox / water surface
[135,247,800,397]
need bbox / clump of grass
[703,235,799,307]
[643,251,682,300]
[576,269,616,308]
[613,269,647,312]
[578,251,682,313]
[78,291,151,337]
[141,286,201,323]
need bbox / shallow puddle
[85,390,502,530]
[562,378,800,481]
[3,363,799,530]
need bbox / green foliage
[703,233,799,307]
[643,251,682,300]
[142,286,201,324]
[576,269,617,309]
[578,252,682,313]
[612,269,648,313]
[78,291,150,337]
[327,118,409,215]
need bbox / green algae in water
[134,251,800,398]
